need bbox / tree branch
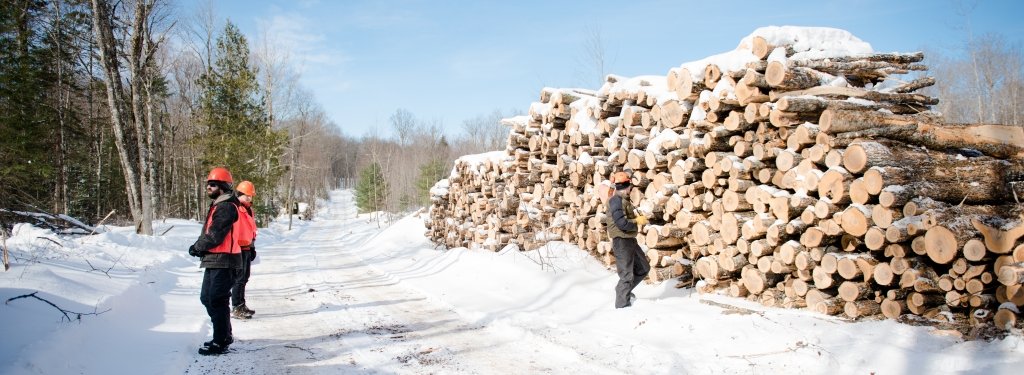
[5,292,110,322]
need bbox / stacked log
[426,26,1024,335]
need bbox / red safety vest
[236,205,257,248]
[204,203,242,254]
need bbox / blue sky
[182,0,1023,138]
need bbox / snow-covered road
[186,190,622,374]
[4,189,1022,375]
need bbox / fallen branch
[16,204,96,234]
[728,341,809,359]
[284,344,316,359]
[700,299,760,316]
[5,292,110,322]
[159,225,174,236]
[83,249,132,278]
[36,236,64,248]
[89,210,116,236]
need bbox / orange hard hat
[207,167,233,184]
[611,171,631,184]
[236,181,255,197]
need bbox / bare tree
[927,34,1023,126]
[459,109,514,154]
[164,44,206,219]
[180,0,218,71]
[45,1,71,215]
[931,0,1024,126]
[254,26,300,129]
[90,0,171,234]
[390,108,415,146]
[576,24,610,87]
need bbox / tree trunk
[824,109,1024,159]
[91,0,147,232]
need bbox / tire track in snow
[186,190,623,374]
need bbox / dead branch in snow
[5,292,110,322]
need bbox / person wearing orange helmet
[604,170,650,308]
[231,180,257,320]
[189,167,242,355]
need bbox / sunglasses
[207,182,220,188]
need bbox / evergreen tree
[355,162,387,213]
[41,0,99,217]
[0,0,55,207]
[415,159,447,206]
[196,21,286,204]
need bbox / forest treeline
[0,0,1020,233]
[0,0,509,232]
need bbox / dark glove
[188,244,200,257]
[250,247,257,261]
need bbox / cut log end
[924,226,959,265]
[973,218,1024,254]
[994,309,1018,331]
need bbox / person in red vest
[189,167,241,355]
[231,180,258,319]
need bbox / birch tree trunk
[90,0,158,234]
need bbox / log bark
[997,263,1024,286]
[645,224,688,249]
[812,297,845,316]
[742,267,781,294]
[843,141,1023,204]
[819,109,936,135]
[765,62,827,90]
[863,167,913,196]
[771,86,939,107]
[845,300,881,319]
[838,281,871,302]
[825,112,1024,159]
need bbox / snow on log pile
[426,26,1024,334]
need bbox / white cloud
[256,12,351,71]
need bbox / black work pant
[231,251,253,308]
[200,267,233,345]
[612,237,650,308]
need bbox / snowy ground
[1,189,1022,374]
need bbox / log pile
[426,26,1024,335]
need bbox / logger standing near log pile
[605,171,650,308]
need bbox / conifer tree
[0,0,56,208]
[355,162,388,213]
[197,21,286,205]
[415,159,447,206]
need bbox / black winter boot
[198,340,229,355]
